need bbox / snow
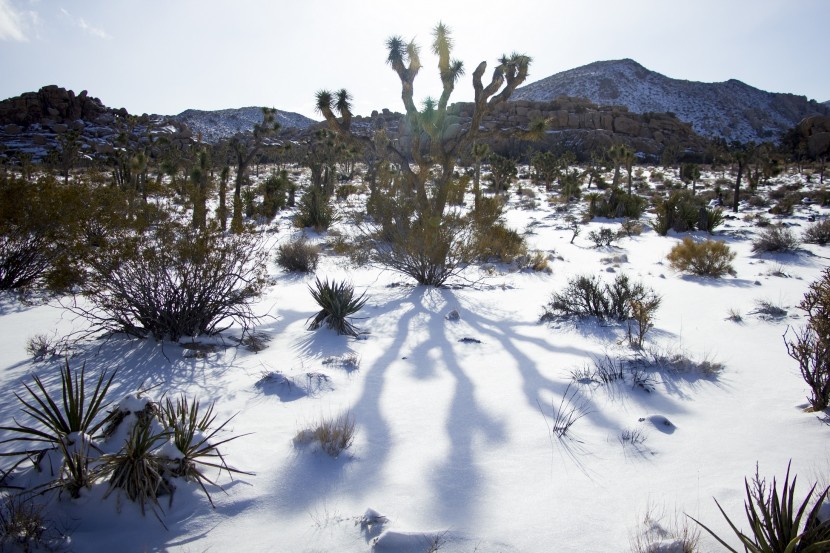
[1,165,829,552]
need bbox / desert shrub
[752,225,800,253]
[588,227,617,248]
[486,153,517,194]
[294,413,355,457]
[691,463,830,552]
[361,209,475,287]
[619,219,644,238]
[803,219,830,246]
[259,170,289,219]
[701,207,725,234]
[307,277,367,337]
[785,268,830,410]
[543,273,660,323]
[630,503,699,553]
[335,183,361,201]
[296,185,335,231]
[275,237,320,273]
[667,237,736,277]
[473,222,527,263]
[0,495,64,552]
[74,222,268,341]
[25,333,63,360]
[0,175,87,291]
[515,250,550,272]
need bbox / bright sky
[1,0,828,120]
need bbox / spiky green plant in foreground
[307,277,368,337]
[689,462,830,552]
[158,395,251,506]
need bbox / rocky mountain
[173,107,316,144]
[513,59,829,144]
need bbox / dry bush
[473,222,527,263]
[543,273,661,324]
[752,224,800,253]
[785,267,830,410]
[294,413,356,457]
[74,222,268,340]
[803,219,830,246]
[667,237,736,277]
[630,503,699,553]
[275,237,320,273]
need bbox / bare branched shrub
[667,237,735,277]
[784,268,830,410]
[543,273,661,324]
[24,333,64,360]
[73,222,268,340]
[275,237,320,273]
[0,494,64,552]
[752,224,800,253]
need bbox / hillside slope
[513,59,829,143]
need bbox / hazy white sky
[1,0,828,119]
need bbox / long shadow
[270,285,419,512]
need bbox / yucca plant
[100,420,172,523]
[157,395,251,506]
[0,360,116,457]
[307,277,367,337]
[690,462,830,552]
[56,436,96,499]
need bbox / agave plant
[690,462,830,552]
[0,360,116,457]
[157,395,251,506]
[307,277,368,337]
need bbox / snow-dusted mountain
[513,59,829,144]
[173,106,317,144]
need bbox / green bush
[654,190,706,235]
[296,185,335,231]
[667,237,736,277]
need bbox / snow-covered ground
[0,166,828,552]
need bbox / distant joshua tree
[229,108,280,233]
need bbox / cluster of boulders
[797,115,830,158]
[0,85,195,164]
[343,96,707,161]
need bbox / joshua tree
[190,148,210,230]
[315,22,536,219]
[730,142,755,213]
[608,143,635,192]
[229,108,280,233]
[681,162,701,195]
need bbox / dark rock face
[512,59,830,144]
[0,85,108,127]
[797,115,830,157]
